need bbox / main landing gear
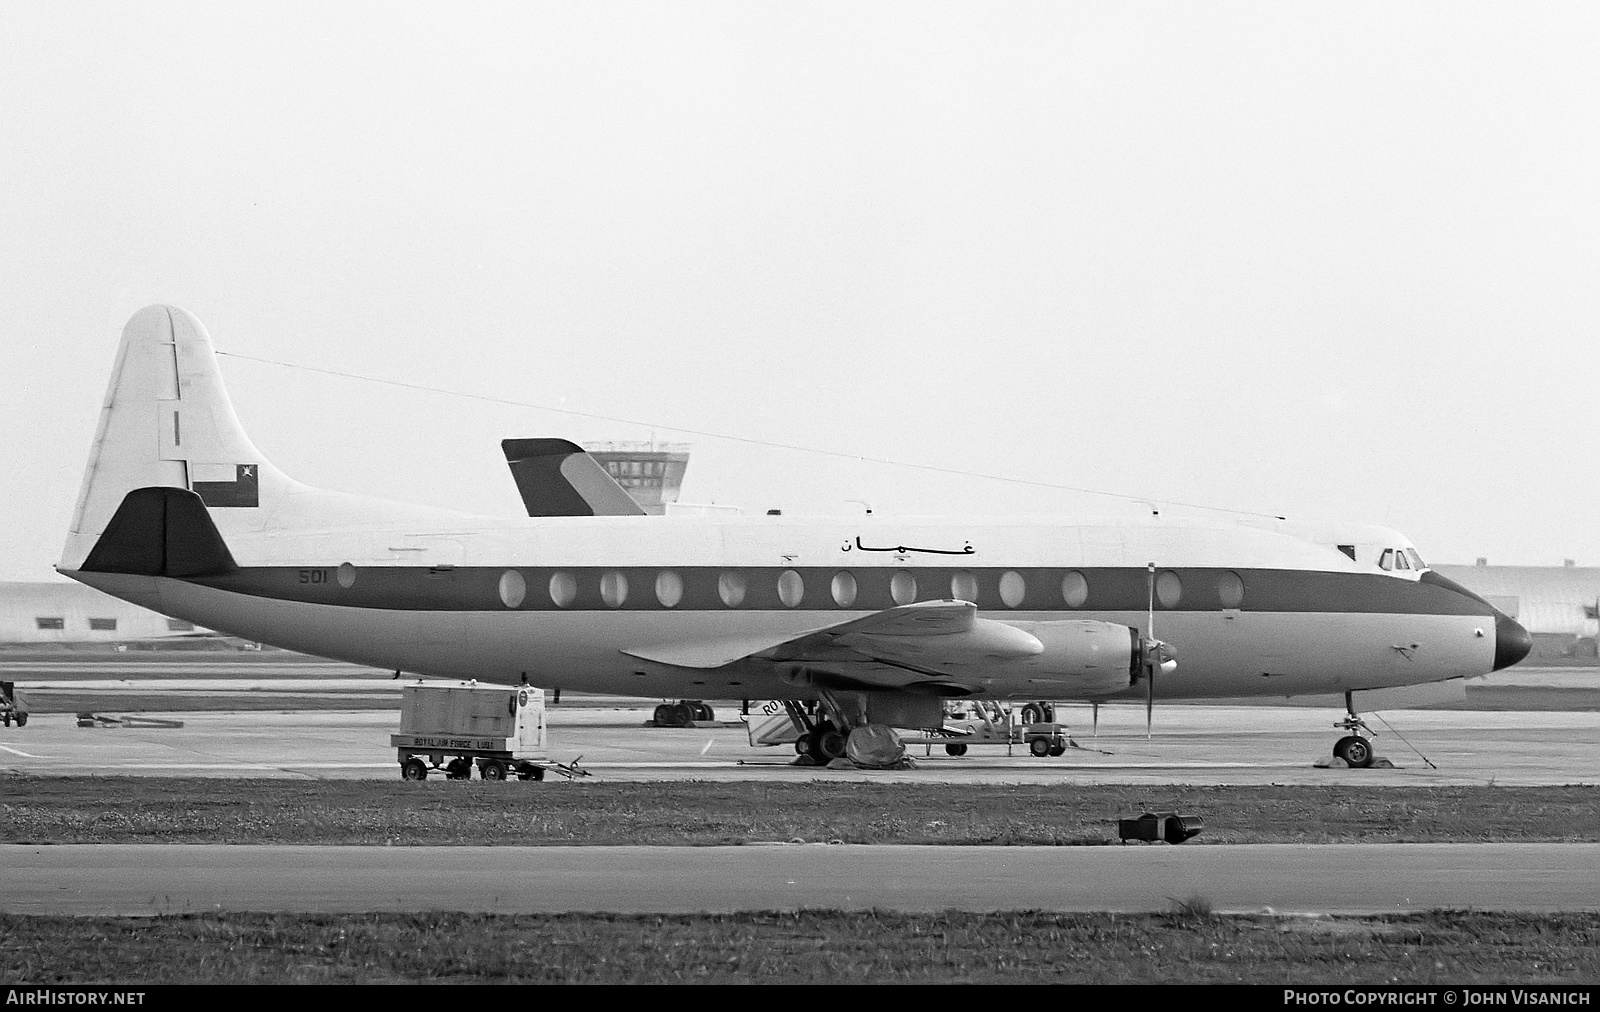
[651,700,715,727]
[782,693,906,769]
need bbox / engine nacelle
[1010,619,1141,698]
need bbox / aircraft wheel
[480,760,508,781]
[693,702,715,721]
[401,758,428,781]
[445,757,473,780]
[1020,704,1042,725]
[794,739,811,755]
[14,713,23,726]
[944,743,968,757]
[1029,737,1051,757]
[652,704,674,724]
[811,725,848,761]
[1334,735,1374,769]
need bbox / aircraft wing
[622,600,1044,692]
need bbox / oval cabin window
[890,571,917,606]
[1156,570,1183,608]
[655,570,683,608]
[999,570,1026,608]
[600,571,629,608]
[831,571,858,607]
[1217,571,1244,608]
[718,571,747,608]
[1061,570,1089,608]
[498,570,526,609]
[777,570,805,608]
[549,572,577,608]
[950,571,978,603]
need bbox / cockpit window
[1394,551,1411,571]
[1406,548,1426,570]
[1378,549,1394,571]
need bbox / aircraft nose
[1493,611,1532,671]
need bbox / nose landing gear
[1330,690,1376,768]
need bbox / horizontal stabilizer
[501,439,646,517]
[79,487,236,578]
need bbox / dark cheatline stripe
[181,565,1496,617]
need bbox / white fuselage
[70,511,1501,702]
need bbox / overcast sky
[2,1,1597,581]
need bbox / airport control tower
[582,441,691,515]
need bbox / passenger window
[718,571,747,608]
[1377,549,1394,571]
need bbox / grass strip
[3,910,1596,983]
[2,778,1596,846]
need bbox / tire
[401,758,428,781]
[811,725,848,761]
[1334,735,1374,769]
[1047,743,1066,757]
[1029,737,1051,757]
[14,713,24,726]
[1041,705,1055,724]
[517,764,546,782]
[694,703,715,722]
[445,757,472,780]
[1020,705,1042,725]
[1,714,9,727]
[794,739,811,755]
[480,760,508,781]
[944,743,968,757]
[653,703,674,724]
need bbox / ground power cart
[0,681,27,727]
[391,680,582,781]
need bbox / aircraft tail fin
[61,305,297,571]
[501,438,646,517]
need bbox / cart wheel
[1047,743,1066,757]
[13,713,23,726]
[401,758,428,781]
[480,760,508,781]
[944,743,968,757]
[1029,737,1051,757]
[445,757,472,780]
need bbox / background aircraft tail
[60,305,301,571]
[501,438,646,517]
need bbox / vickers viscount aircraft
[59,306,1531,768]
